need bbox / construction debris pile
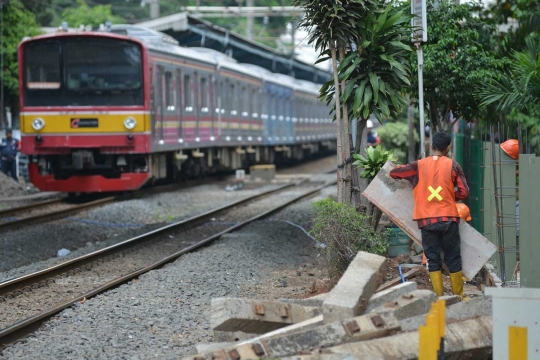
[185,251,493,360]
[0,171,39,198]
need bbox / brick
[365,282,417,313]
[211,298,321,334]
[313,316,492,360]
[439,295,461,306]
[371,289,438,320]
[322,251,387,323]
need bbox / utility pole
[412,0,427,159]
[408,96,416,162]
[246,0,254,40]
[150,0,160,19]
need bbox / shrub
[311,198,388,277]
[376,122,419,163]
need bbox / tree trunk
[407,96,416,162]
[371,206,383,231]
[339,46,351,205]
[329,42,344,203]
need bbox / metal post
[150,0,160,19]
[416,44,426,159]
[407,95,416,162]
[246,0,254,39]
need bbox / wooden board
[363,162,497,280]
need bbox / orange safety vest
[412,156,460,220]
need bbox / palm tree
[477,36,540,116]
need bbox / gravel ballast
[0,185,335,359]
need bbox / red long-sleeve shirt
[389,156,469,228]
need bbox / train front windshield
[24,37,144,107]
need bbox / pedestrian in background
[1,128,20,181]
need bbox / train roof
[21,25,324,94]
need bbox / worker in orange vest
[389,132,469,299]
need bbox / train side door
[182,70,195,142]
[163,67,177,143]
[175,69,183,143]
[155,65,165,144]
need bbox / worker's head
[5,128,12,140]
[367,120,373,133]
[432,131,451,155]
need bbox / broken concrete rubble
[322,251,387,323]
[365,281,417,313]
[295,316,493,360]
[187,312,399,360]
[211,298,321,334]
[400,295,492,331]
[371,289,438,320]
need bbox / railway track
[0,176,232,231]
[0,175,335,347]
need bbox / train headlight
[124,117,137,130]
[32,118,45,131]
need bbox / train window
[165,71,174,110]
[25,41,61,89]
[230,83,237,116]
[200,77,208,111]
[251,89,259,118]
[184,74,192,112]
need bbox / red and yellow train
[18,26,335,193]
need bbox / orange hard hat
[456,203,472,222]
[500,139,519,160]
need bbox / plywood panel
[363,162,498,280]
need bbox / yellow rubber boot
[450,270,464,300]
[429,271,444,296]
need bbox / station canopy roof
[131,12,330,83]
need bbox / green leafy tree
[296,0,413,205]
[376,121,419,163]
[412,0,505,132]
[1,0,41,126]
[61,0,124,27]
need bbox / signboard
[411,0,427,43]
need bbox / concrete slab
[400,295,492,331]
[211,298,321,334]
[313,316,492,360]
[439,295,461,306]
[371,289,438,320]
[279,292,330,308]
[213,330,258,342]
[365,282,417,313]
[195,342,235,354]
[186,312,399,360]
[362,162,498,280]
[322,251,387,323]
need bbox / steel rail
[0,178,334,346]
[0,197,65,217]
[0,197,116,230]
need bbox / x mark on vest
[428,186,443,201]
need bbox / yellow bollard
[419,325,438,360]
[426,312,440,351]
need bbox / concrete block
[371,289,438,321]
[263,312,399,357]
[400,295,492,331]
[211,298,321,334]
[186,312,400,360]
[365,282,417,313]
[439,295,461,306]
[323,251,387,323]
[195,342,235,354]
[291,317,492,360]
[250,164,275,182]
[279,292,330,308]
[255,315,324,340]
[213,331,257,342]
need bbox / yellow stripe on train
[21,113,149,134]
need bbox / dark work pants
[1,159,18,182]
[421,221,462,273]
